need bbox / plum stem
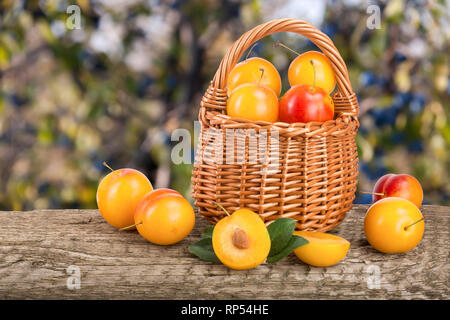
[119,221,142,231]
[245,43,258,60]
[258,68,265,85]
[103,162,114,172]
[404,218,424,231]
[214,202,231,216]
[310,60,316,91]
[274,41,300,56]
[359,191,385,196]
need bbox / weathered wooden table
[0,205,448,299]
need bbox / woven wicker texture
[192,18,359,232]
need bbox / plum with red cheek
[372,174,423,208]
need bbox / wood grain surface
[0,205,448,299]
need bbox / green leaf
[266,235,308,264]
[188,238,220,263]
[267,218,297,256]
[202,225,214,239]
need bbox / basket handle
[212,18,355,100]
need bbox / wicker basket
[191,18,359,232]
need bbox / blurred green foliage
[0,0,448,210]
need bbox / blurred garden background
[0,0,448,210]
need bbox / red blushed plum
[372,174,423,208]
[372,174,395,203]
[279,84,334,123]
